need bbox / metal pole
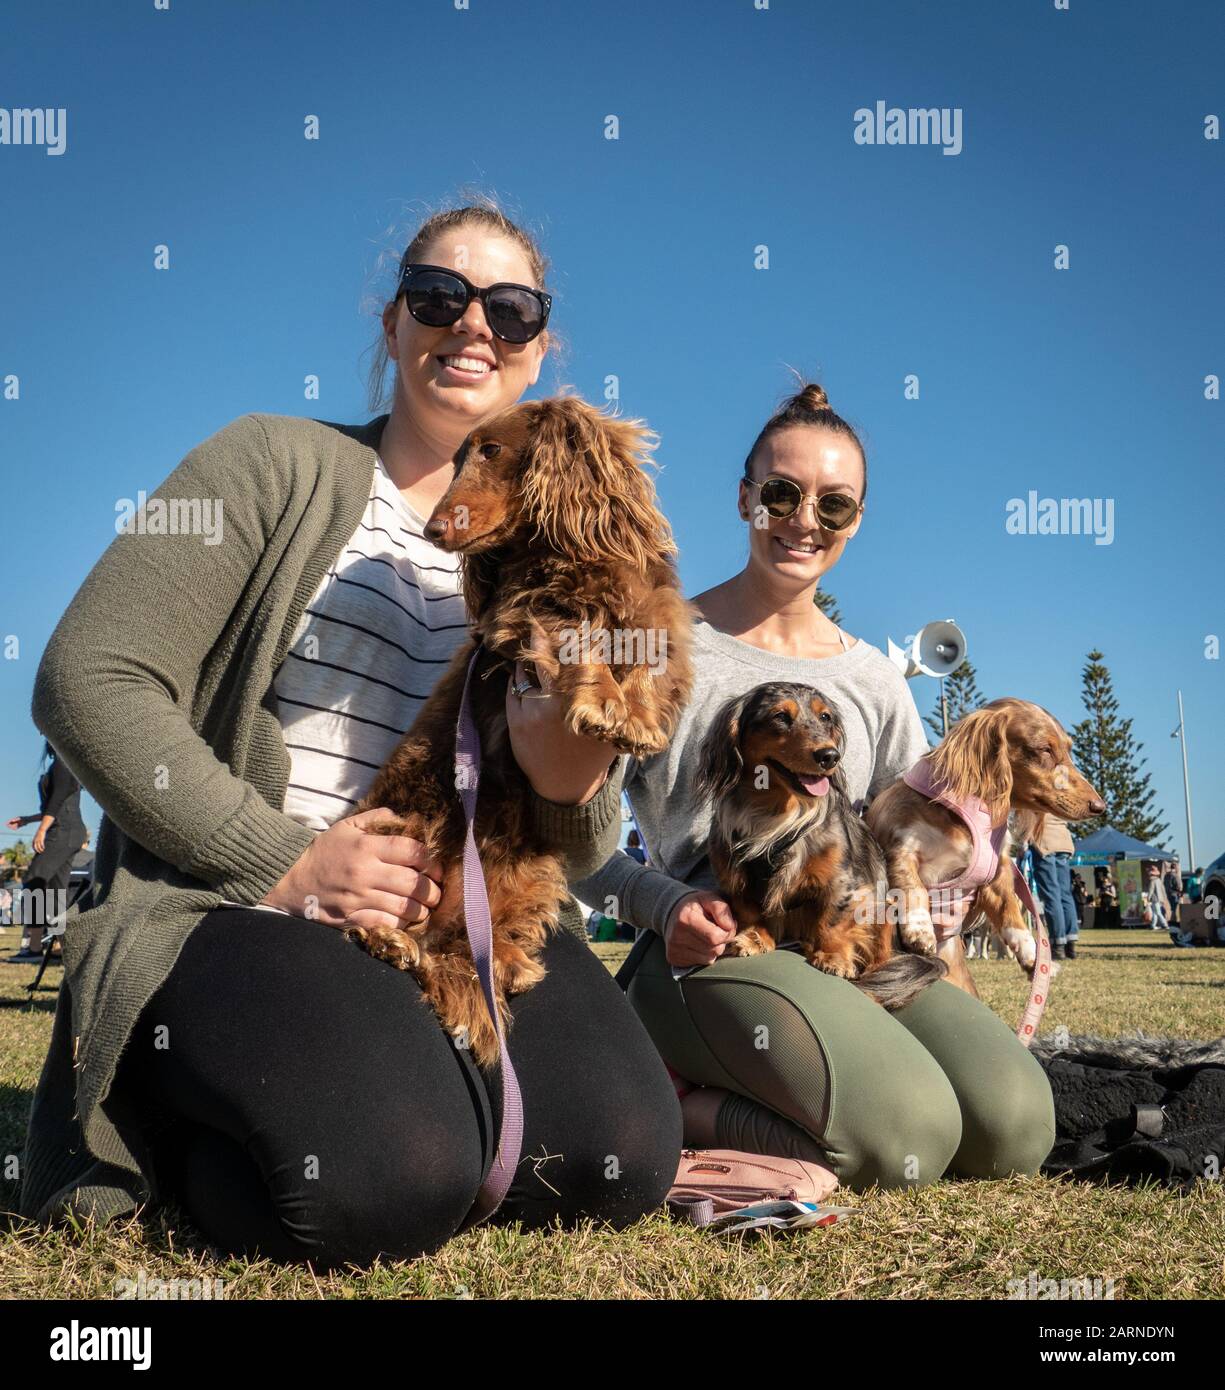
[940,677,949,738]
[1176,690,1196,870]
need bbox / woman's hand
[664,890,738,967]
[32,823,48,854]
[259,806,444,933]
[5,817,28,831]
[504,660,617,806]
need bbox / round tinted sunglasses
[398,263,552,344]
[743,475,863,532]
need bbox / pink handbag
[668,1148,840,1221]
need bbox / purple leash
[455,646,524,1224]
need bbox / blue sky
[2,0,1222,867]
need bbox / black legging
[108,909,681,1270]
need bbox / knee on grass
[948,1066,1057,1180]
[178,1127,485,1271]
[505,1114,682,1232]
[841,1084,964,1191]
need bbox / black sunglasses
[397,263,552,344]
[742,474,862,532]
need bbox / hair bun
[797,383,831,411]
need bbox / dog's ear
[460,551,499,621]
[520,397,673,570]
[928,702,1014,824]
[821,709,851,798]
[695,691,751,803]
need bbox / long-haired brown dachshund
[696,681,944,1010]
[865,698,1104,998]
[349,396,693,1065]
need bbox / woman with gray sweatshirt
[576,382,1056,1190]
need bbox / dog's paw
[723,928,773,957]
[345,922,422,970]
[567,689,627,735]
[1007,930,1037,972]
[900,909,938,956]
[805,949,859,979]
[495,951,547,997]
[609,721,670,758]
[569,704,667,758]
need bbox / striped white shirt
[218,455,468,914]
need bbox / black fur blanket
[1032,1033,1225,1189]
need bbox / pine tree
[924,658,985,740]
[1070,649,1169,843]
[814,588,842,625]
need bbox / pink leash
[1009,861,1053,1047]
[455,646,524,1223]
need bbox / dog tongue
[798,775,830,796]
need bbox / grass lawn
[1,926,1222,1300]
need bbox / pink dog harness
[900,754,1052,1046]
[901,756,1009,939]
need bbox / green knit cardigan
[19,411,622,1227]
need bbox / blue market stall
[1072,826,1178,927]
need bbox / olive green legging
[627,935,1055,1189]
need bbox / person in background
[624,829,647,864]
[1154,863,1195,948]
[1070,871,1087,928]
[1095,867,1120,930]
[1029,815,1078,960]
[4,740,86,962]
[1183,868,1203,904]
[1146,864,1171,933]
[1163,862,1183,928]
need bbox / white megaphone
[886,620,967,680]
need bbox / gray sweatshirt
[573,618,932,936]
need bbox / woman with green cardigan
[18,205,678,1269]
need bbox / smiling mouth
[766,758,832,797]
[773,536,824,557]
[437,354,495,378]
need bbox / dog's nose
[1087,796,1105,815]
[813,746,840,773]
[423,514,449,541]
